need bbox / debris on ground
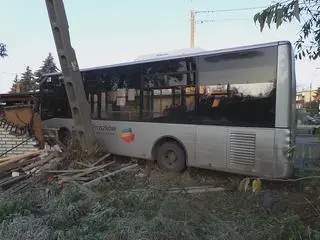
[0,140,139,193]
[129,185,226,194]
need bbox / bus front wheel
[156,142,186,173]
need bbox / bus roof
[42,40,291,77]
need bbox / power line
[196,18,251,24]
[190,5,266,47]
[0,72,18,75]
[195,6,266,14]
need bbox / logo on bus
[93,124,116,135]
[121,128,135,143]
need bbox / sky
[0,0,319,93]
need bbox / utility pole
[189,6,264,48]
[310,81,312,105]
[45,0,96,154]
[190,9,195,48]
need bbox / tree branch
[254,0,320,60]
[0,43,7,58]
[303,0,317,22]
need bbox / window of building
[197,46,277,127]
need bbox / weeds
[0,182,319,240]
[0,215,50,240]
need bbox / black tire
[156,141,186,173]
[58,128,71,146]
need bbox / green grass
[0,180,319,240]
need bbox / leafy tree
[0,43,7,58]
[34,53,59,79]
[10,75,20,93]
[33,53,59,90]
[20,66,35,92]
[9,54,59,93]
[254,0,320,60]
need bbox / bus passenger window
[141,58,197,124]
[197,45,277,128]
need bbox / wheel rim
[164,150,177,166]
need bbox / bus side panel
[195,125,227,169]
[274,43,294,178]
[93,121,196,163]
[226,127,275,178]
[43,118,197,163]
[274,128,294,178]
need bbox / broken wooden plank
[22,156,55,172]
[74,177,92,181]
[92,153,111,166]
[93,155,113,181]
[0,151,42,163]
[44,169,88,174]
[83,163,138,187]
[59,161,116,184]
[40,156,65,172]
[0,151,42,171]
[0,176,14,185]
[165,186,226,194]
[0,175,28,189]
[75,161,91,168]
[129,186,226,194]
[0,156,40,172]
[7,181,30,193]
[57,176,92,182]
[49,159,113,176]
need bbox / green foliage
[0,189,46,222]
[0,43,7,58]
[34,53,59,80]
[254,0,320,60]
[0,197,32,222]
[9,53,59,93]
[0,215,51,240]
[19,66,35,92]
[44,187,90,229]
[34,53,59,91]
[9,75,20,93]
[9,66,35,93]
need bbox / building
[296,89,319,109]
[0,92,39,117]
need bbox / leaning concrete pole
[45,0,96,153]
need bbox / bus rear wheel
[156,142,186,173]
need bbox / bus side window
[197,46,278,127]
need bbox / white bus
[39,41,296,179]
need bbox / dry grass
[0,171,319,240]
